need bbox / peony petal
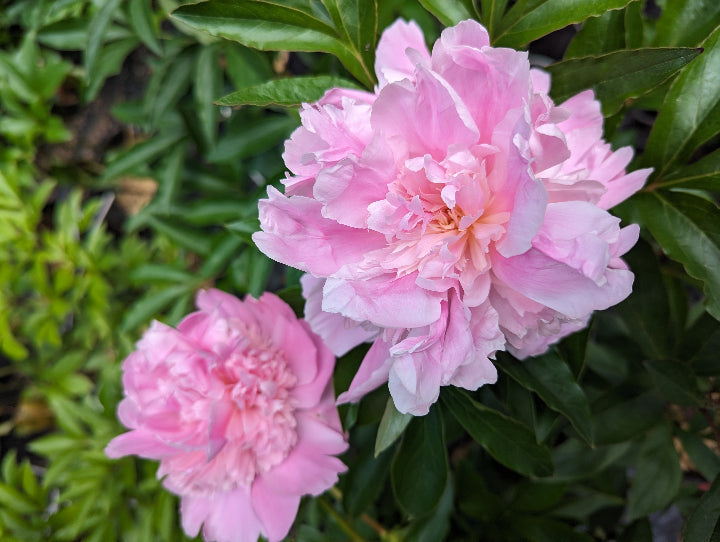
[253,186,385,276]
[337,339,393,404]
[375,19,431,87]
[322,274,442,328]
[251,478,302,542]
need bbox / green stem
[317,495,368,542]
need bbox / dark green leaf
[194,43,222,149]
[172,0,376,87]
[643,25,720,177]
[626,424,682,521]
[102,131,185,182]
[496,351,594,445]
[200,235,244,278]
[391,406,448,517]
[593,390,665,445]
[645,360,703,406]
[418,0,476,26]
[510,516,595,542]
[85,38,139,101]
[635,191,720,321]
[375,398,413,457]
[686,313,720,376]
[614,240,672,359]
[84,0,123,80]
[552,488,624,520]
[653,0,720,47]
[618,519,653,542]
[552,438,633,482]
[658,147,720,191]
[343,445,392,516]
[546,47,700,115]
[403,477,453,542]
[216,75,362,107]
[441,387,553,477]
[120,284,194,333]
[565,8,625,58]
[678,431,720,482]
[321,0,378,82]
[511,481,567,513]
[494,0,633,48]
[479,0,508,39]
[129,0,162,55]
[206,115,297,163]
[129,264,197,285]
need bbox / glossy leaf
[592,390,665,445]
[684,473,720,542]
[510,516,595,542]
[375,398,413,457]
[546,47,700,115]
[653,0,720,47]
[626,424,682,521]
[678,431,720,482]
[658,147,720,191]
[343,445,392,517]
[614,240,672,359]
[418,0,477,26]
[643,25,720,177]
[478,0,508,38]
[496,352,594,445]
[635,191,720,321]
[565,8,625,58]
[391,406,448,517]
[494,0,633,48]
[172,0,377,87]
[441,387,553,477]
[403,478,453,542]
[552,438,633,482]
[644,360,703,406]
[216,75,362,107]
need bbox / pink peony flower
[105,289,347,542]
[253,19,651,416]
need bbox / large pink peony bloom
[106,289,347,542]
[253,19,651,416]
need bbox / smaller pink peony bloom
[106,289,347,542]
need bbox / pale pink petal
[301,274,377,356]
[251,478,302,542]
[337,339,393,404]
[253,186,385,276]
[375,19,430,87]
[322,274,442,328]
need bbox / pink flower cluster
[106,290,347,542]
[254,19,650,415]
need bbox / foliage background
[0,0,719,540]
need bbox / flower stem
[317,495,368,542]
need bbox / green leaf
[478,0,509,39]
[391,406,448,517]
[129,0,162,55]
[85,37,139,101]
[403,477,453,542]
[510,516,595,542]
[545,47,700,115]
[686,313,720,376]
[658,147,720,191]
[375,398,413,457]
[678,431,720,482]
[200,235,244,278]
[614,240,673,358]
[618,519,653,542]
[653,0,720,47]
[593,390,665,445]
[321,0,378,82]
[645,360,703,406]
[145,215,213,256]
[495,352,594,445]
[102,131,185,182]
[129,263,196,285]
[441,387,553,477]
[216,75,361,107]
[120,284,194,333]
[172,0,377,87]
[342,444,392,517]
[626,424,682,521]
[494,0,633,48]
[565,8,625,59]
[551,438,633,482]
[0,484,37,515]
[84,0,123,80]
[635,191,720,321]
[206,115,297,163]
[418,0,476,27]
[194,43,222,149]
[643,25,720,177]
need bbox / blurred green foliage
[0,0,719,541]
